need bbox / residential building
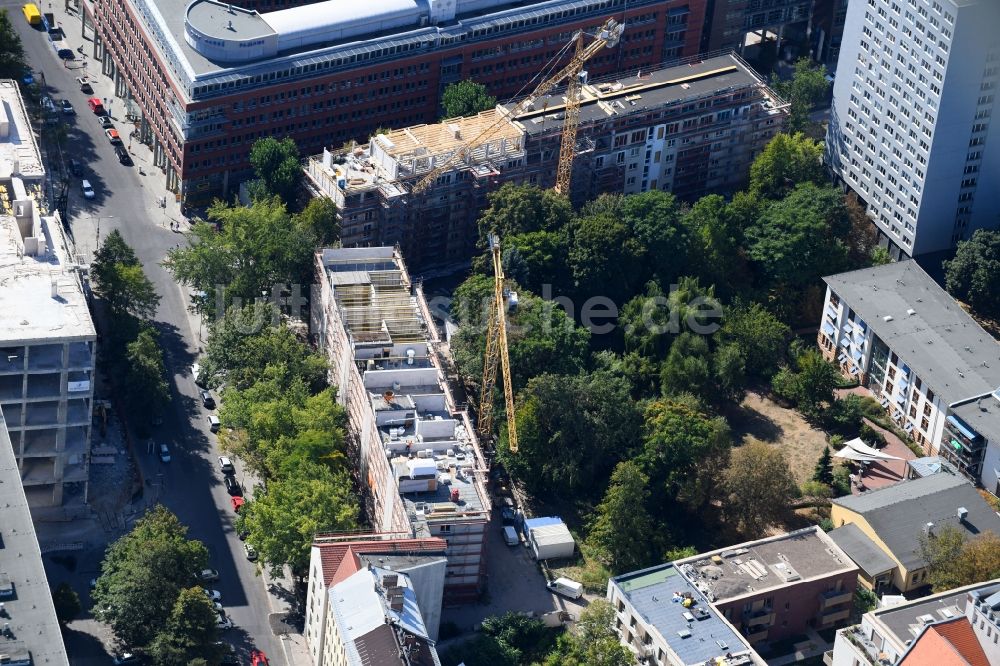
[829,472,1000,593]
[818,260,1000,489]
[811,0,850,66]
[80,0,708,203]
[311,247,489,604]
[704,0,816,58]
[0,81,97,514]
[322,564,441,666]
[305,53,787,268]
[829,578,1000,666]
[304,532,447,665]
[607,527,857,664]
[0,411,71,666]
[824,0,1000,258]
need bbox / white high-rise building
[825,0,1000,258]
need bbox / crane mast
[478,234,518,453]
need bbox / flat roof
[873,582,1000,644]
[611,564,753,665]
[824,261,1000,412]
[673,527,856,603]
[0,81,44,180]
[0,412,70,665]
[506,53,783,137]
[0,215,96,344]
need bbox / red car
[87,97,104,114]
[250,650,269,666]
[230,496,244,513]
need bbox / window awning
[947,414,978,440]
[852,348,864,361]
[840,337,851,348]
[822,321,836,336]
[896,393,906,404]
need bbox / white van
[502,525,518,546]
[547,577,583,600]
[207,415,220,433]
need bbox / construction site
[305,49,788,268]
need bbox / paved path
[4,4,295,663]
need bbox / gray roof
[832,472,1000,569]
[0,413,69,665]
[952,397,1000,453]
[824,261,1000,410]
[611,564,752,665]
[828,523,896,578]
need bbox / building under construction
[311,246,490,604]
[305,52,788,268]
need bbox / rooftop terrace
[0,81,44,181]
[674,527,857,603]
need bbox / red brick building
[79,0,706,203]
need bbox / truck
[47,25,74,59]
[547,577,583,600]
[21,3,41,25]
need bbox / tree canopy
[477,184,574,242]
[441,80,497,119]
[246,137,303,207]
[587,460,655,574]
[91,230,161,320]
[722,441,797,536]
[772,59,830,134]
[749,133,826,201]
[0,9,27,80]
[944,229,1000,321]
[147,587,224,666]
[922,527,1000,592]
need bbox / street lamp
[91,215,115,251]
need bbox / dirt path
[727,391,830,485]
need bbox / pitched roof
[315,537,447,587]
[828,523,896,578]
[900,618,989,666]
[832,473,1000,569]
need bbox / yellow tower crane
[478,233,518,451]
[410,17,623,196]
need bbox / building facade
[607,527,857,664]
[824,0,1000,258]
[305,53,787,268]
[310,247,490,604]
[0,81,97,514]
[80,0,707,202]
[818,261,1000,491]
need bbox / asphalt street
[4,5,289,663]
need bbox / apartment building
[607,527,857,664]
[78,0,707,203]
[311,247,490,604]
[825,0,1000,258]
[829,578,1000,666]
[0,412,70,666]
[305,52,787,268]
[0,81,97,514]
[704,0,812,53]
[818,260,1000,491]
[829,472,1000,593]
[321,564,441,666]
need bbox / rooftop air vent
[884,315,894,322]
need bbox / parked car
[218,456,235,475]
[41,96,56,114]
[87,97,104,114]
[60,99,75,115]
[158,443,170,463]
[237,526,249,541]
[250,650,269,666]
[200,390,215,409]
[98,115,113,128]
[203,588,222,602]
[68,158,82,176]
[111,654,139,665]
[502,525,519,546]
[191,362,206,388]
[244,543,258,561]
[224,475,242,497]
[105,128,122,144]
[230,496,244,513]
[215,612,233,630]
[197,568,219,582]
[115,145,132,165]
[76,76,93,94]
[80,179,95,199]
[208,415,220,432]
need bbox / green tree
[502,230,570,295]
[477,184,573,242]
[773,58,831,133]
[567,211,642,304]
[718,301,790,379]
[722,441,797,536]
[52,582,81,625]
[293,196,340,246]
[0,9,27,80]
[90,230,161,319]
[147,587,222,666]
[944,229,1000,320]
[921,528,1000,592]
[813,446,834,486]
[587,461,655,574]
[201,303,327,391]
[682,194,750,298]
[748,133,826,200]
[565,600,633,666]
[796,349,839,415]
[92,506,209,650]
[247,137,302,206]
[165,198,318,315]
[497,371,640,500]
[237,460,357,575]
[124,328,171,428]
[441,80,497,118]
[660,331,712,398]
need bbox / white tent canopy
[833,437,902,462]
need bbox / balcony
[821,607,851,625]
[744,610,775,627]
[744,625,768,643]
[819,589,853,609]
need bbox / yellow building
[829,473,1000,593]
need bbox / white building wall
[304,547,329,666]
